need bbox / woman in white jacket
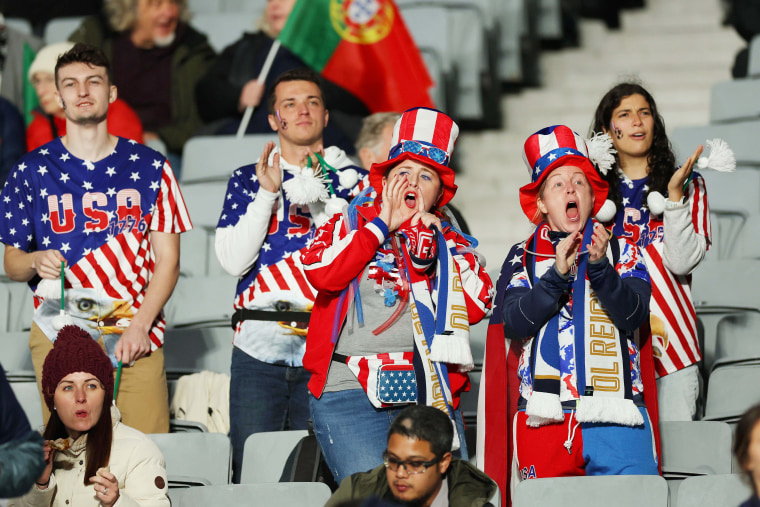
[10,325,169,507]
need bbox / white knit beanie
[27,41,76,82]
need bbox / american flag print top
[611,173,711,376]
[0,138,192,362]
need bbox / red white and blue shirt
[0,137,192,362]
[611,173,711,376]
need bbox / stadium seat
[712,312,760,371]
[163,275,236,328]
[675,474,753,507]
[2,331,36,375]
[9,378,44,431]
[670,121,760,166]
[179,227,211,278]
[513,475,669,507]
[181,135,277,184]
[163,326,234,377]
[703,364,760,422]
[710,79,760,124]
[190,13,258,53]
[147,432,232,486]
[167,482,331,506]
[240,430,309,484]
[660,421,733,478]
[179,181,228,231]
[700,168,760,260]
[7,282,35,333]
[6,18,33,35]
[43,16,85,44]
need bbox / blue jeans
[229,347,310,483]
[309,389,468,484]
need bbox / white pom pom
[697,138,736,173]
[324,196,348,218]
[282,168,329,205]
[52,311,75,331]
[338,168,359,189]
[35,278,62,300]
[647,191,666,216]
[595,199,617,223]
[586,132,617,175]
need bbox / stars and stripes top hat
[369,107,459,207]
[520,124,609,224]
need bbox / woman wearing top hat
[9,325,169,507]
[479,125,658,502]
[300,107,493,482]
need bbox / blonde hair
[104,0,192,33]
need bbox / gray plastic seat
[670,121,760,166]
[712,312,760,371]
[43,16,85,44]
[710,79,760,124]
[660,421,733,478]
[181,135,277,184]
[513,475,669,507]
[147,432,232,486]
[163,326,234,377]
[675,474,753,507]
[190,13,256,52]
[9,378,44,431]
[163,275,237,328]
[704,364,760,422]
[168,482,331,507]
[240,430,309,484]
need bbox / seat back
[181,135,277,184]
[660,421,733,477]
[9,378,44,431]
[513,475,669,507]
[240,430,309,484]
[147,432,232,486]
[704,364,760,422]
[168,482,331,506]
[190,13,257,52]
[163,326,234,377]
[670,122,760,167]
[44,16,85,44]
[675,474,753,507]
[710,79,760,123]
[2,331,36,375]
[163,275,237,328]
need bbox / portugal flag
[278,0,435,113]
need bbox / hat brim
[519,155,609,224]
[369,152,457,208]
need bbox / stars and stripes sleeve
[662,172,710,275]
[149,161,192,234]
[215,165,279,278]
[0,161,37,251]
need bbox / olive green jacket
[326,458,497,507]
[69,16,215,153]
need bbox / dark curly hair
[54,42,113,87]
[589,82,676,210]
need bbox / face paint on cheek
[611,121,622,139]
[277,110,287,129]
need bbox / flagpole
[236,39,282,138]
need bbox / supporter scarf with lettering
[526,221,643,427]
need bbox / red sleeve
[26,114,53,151]
[106,99,145,144]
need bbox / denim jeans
[309,389,468,484]
[229,347,310,483]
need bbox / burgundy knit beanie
[41,325,114,411]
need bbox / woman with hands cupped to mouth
[8,325,169,507]
[299,107,493,483]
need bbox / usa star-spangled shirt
[0,137,192,357]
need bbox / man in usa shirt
[0,43,191,434]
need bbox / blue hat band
[532,148,586,183]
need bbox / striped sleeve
[150,161,192,233]
[689,173,711,248]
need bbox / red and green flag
[278,0,435,113]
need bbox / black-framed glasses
[382,451,441,475]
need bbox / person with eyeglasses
[300,107,493,483]
[326,405,496,507]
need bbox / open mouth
[75,410,88,418]
[404,192,417,209]
[566,201,579,220]
[631,132,646,140]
